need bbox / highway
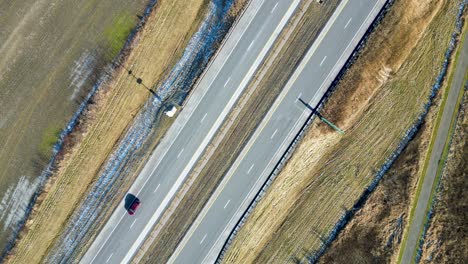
[80,0,301,263]
[399,26,468,264]
[169,0,387,263]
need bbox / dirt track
[400,23,468,264]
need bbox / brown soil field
[136,1,341,262]
[222,0,460,263]
[0,0,147,249]
[420,90,467,263]
[5,0,209,263]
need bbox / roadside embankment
[419,86,467,263]
[222,0,460,263]
[321,3,467,263]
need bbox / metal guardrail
[215,0,393,262]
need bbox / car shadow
[124,193,138,211]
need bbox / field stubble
[222,0,458,263]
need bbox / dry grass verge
[420,92,467,263]
[318,94,440,263]
[321,13,467,264]
[6,0,208,263]
[222,0,459,263]
[137,1,340,262]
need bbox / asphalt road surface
[80,0,301,263]
[169,0,387,263]
[400,27,468,264]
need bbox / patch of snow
[0,176,39,232]
[68,50,96,101]
[165,106,177,117]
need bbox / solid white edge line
[202,0,385,262]
[123,0,296,262]
[143,0,268,181]
[203,109,310,264]
[185,0,354,260]
[167,0,301,262]
[82,0,266,262]
[87,212,126,264]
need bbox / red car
[127,197,141,215]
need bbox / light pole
[298,98,345,134]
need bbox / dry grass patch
[222,0,458,263]
[318,93,441,263]
[320,18,467,264]
[6,0,207,263]
[421,92,468,263]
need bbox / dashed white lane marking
[130,219,138,229]
[224,200,231,209]
[320,56,327,66]
[295,92,302,103]
[106,253,113,263]
[153,184,160,193]
[224,77,231,87]
[176,148,184,159]
[271,2,279,13]
[90,0,287,262]
[132,0,302,262]
[200,113,208,123]
[270,129,278,139]
[344,17,352,29]
[247,40,255,51]
[200,234,207,244]
[247,164,255,174]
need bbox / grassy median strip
[222,0,458,263]
[137,1,341,263]
[6,0,208,263]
